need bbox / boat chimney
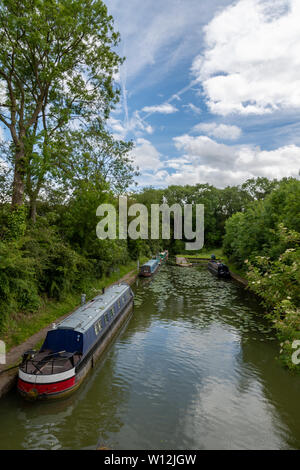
[81,293,86,305]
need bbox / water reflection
[0,265,300,449]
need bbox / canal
[0,264,300,450]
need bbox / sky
[105,0,300,189]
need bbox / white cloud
[168,134,300,187]
[130,138,162,172]
[108,117,126,137]
[183,103,202,115]
[142,103,178,115]
[164,166,248,188]
[173,135,236,170]
[192,0,300,115]
[164,157,191,170]
[108,112,153,140]
[193,123,242,140]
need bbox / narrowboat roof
[142,259,159,268]
[55,284,131,334]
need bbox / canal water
[1,264,300,450]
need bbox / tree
[24,122,70,222]
[0,0,122,207]
[57,121,137,194]
[241,177,279,200]
[222,178,300,267]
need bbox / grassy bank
[1,258,146,351]
[176,247,224,259]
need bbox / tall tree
[241,177,279,200]
[0,0,122,207]
[58,121,138,194]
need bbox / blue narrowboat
[18,283,134,400]
[139,258,160,277]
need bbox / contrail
[120,45,129,129]
[113,15,129,132]
[142,78,200,120]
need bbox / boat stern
[18,368,76,400]
[17,350,78,400]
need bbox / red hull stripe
[17,376,75,395]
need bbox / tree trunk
[29,198,37,223]
[11,143,26,207]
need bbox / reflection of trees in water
[241,338,300,449]
[132,266,270,337]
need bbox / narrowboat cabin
[139,258,160,277]
[207,260,231,279]
[18,283,134,400]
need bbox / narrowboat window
[111,308,114,316]
[94,319,102,335]
[117,300,121,309]
[104,314,109,324]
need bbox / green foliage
[0,239,40,328]
[223,179,300,371]
[241,177,279,200]
[223,178,300,267]
[245,225,300,370]
[6,205,27,240]
[24,220,93,300]
[58,122,137,194]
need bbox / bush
[0,239,40,328]
[246,225,300,370]
[23,220,94,300]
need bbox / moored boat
[18,283,134,400]
[207,260,231,278]
[176,256,193,267]
[139,258,160,277]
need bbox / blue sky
[105,0,300,188]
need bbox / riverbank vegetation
[223,179,300,370]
